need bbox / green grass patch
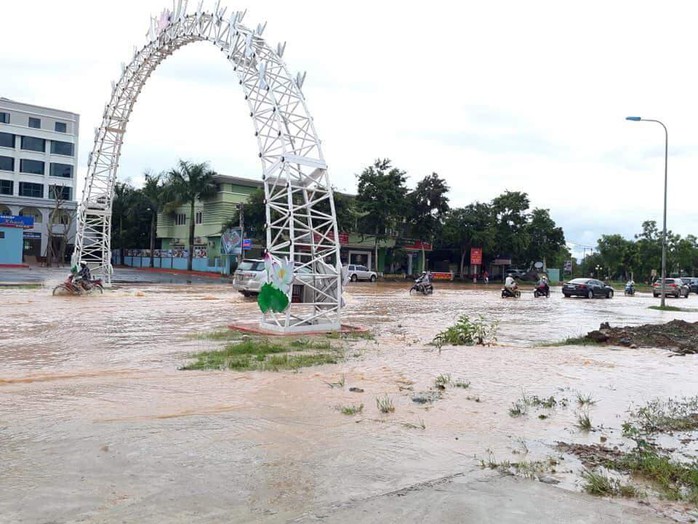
[648,305,684,312]
[0,283,43,289]
[625,396,698,434]
[582,471,639,498]
[433,314,498,349]
[613,450,698,503]
[190,329,243,341]
[181,337,342,371]
[338,403,364,415]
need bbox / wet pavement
[1,273,697,522]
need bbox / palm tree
[168,160,218,271]
[141,171,170,268]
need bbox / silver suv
[232,259,266,297]
[232,259,316,297]
[344,264,377,282]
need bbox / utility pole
[238,203,245,256]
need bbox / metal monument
[73,1,343,333]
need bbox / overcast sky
[3,0,697,259]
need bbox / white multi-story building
[0,98,80,262]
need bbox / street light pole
[625,116,668,307]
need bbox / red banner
[403,241,433,251]
[470,247,483,265]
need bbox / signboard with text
[470,247,483,266]
[0,215,34,229]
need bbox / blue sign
[23,231,42,239]
[0,215,34,229]
[243,238,251,249]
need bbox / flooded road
[1,276,696,522]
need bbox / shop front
[0,215,35,266]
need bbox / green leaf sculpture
[257,282,290,313]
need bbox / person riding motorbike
[414,270,433,293]
[625,279,635,295]
[74,261,92,291]
[504,273,517,294]
[536,276,550,295]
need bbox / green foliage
[582,471,638,498]
[433,314,498,349]
[338,404,364,415]
[167,160,218,271]
[257,283,289,313]
[181,337,341,371]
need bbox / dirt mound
[584,319,698,355]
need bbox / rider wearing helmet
[75,261,92,291]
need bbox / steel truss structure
[73,1,343,333]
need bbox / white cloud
[2,0,697,250]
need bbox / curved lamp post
[625,116,668,307]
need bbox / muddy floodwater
[1,275,697,523]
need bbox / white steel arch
[73,2,343,333]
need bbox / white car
[344,264,377,282]
[232,259,319,297]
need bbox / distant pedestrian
[483,270,489,284]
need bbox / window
[49,185,71,201]
[0,156,13,172]
[175,213,187,225]
[195,211,203,224]
[49,163,73,178]
[21,136,46,152]
[28,117,41,129]
[20,159,44,175]
[0,231,4,239]
[19,182,43,198]
[54,122,67,133]
[0,179,12,195]
[0,112,9,124]
[0,132,14,148]
[50,140,74,156]
[19,207,42,223]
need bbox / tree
[407,173,450,269]
[140,172,170,268]
[441,203,495,276]
[168,160,218,271]
[111,181,135,263]
[355,159,408,270]
[44,183,75,267]
[222,187,267,245]
[635,220,662,281]
[596,234,633,280]
[523,208,565,270]
[491,190,531,265]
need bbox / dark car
[653,278,689,298]
[562,278,614,299]
[680,277,698,294]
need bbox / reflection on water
[1,281,696,521]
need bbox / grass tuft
[576,410,593,431]
[376,395,395,414]
[577,392,597,407]
[338,403,363,416]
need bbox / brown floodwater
[1,280,697,522]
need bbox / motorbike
[533,283,550,298]
[52,275,104,296]
[409,278,434,296]
[624,283,635,296]
[501,286,521,298]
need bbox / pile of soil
[584,319,698,355]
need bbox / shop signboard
[0,215,34,228]
[470,247,482,265]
